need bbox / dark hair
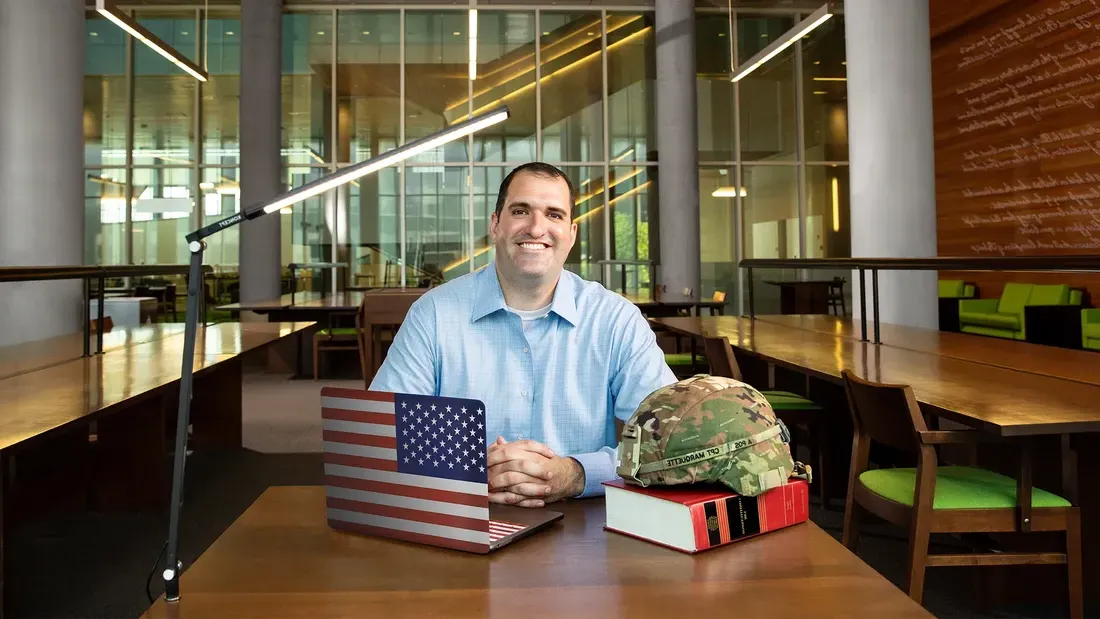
[493,162,577,220]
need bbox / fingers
[488,457,552,482]
[488,490,545,508]
[485,440,556,468]
[489,468,553,493]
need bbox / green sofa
[959,283,1082,341]
[1084,309,1100,351]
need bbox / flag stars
[461,407,467,414]
[478,422,484,430]
[416,403,422,410]
[401,402,407,408]
[446,405,452,412]
[462,420,468,428]
[431,404,436,411]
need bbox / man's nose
[524,212,549,237]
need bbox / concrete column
[0,0,85,347]
[845,0,938,329]
[654,0,699,302]
[239,0,283,304]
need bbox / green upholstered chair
[840,370,1082,616]
[958,283,1080,340]
[937,279,975,298]
[1083,309,1100,351]
[664,351,704,377]
[703,336,828,505]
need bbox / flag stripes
[322,388,494,553]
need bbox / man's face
[490,172,577,283]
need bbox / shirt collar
[472,263,579,327]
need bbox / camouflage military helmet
[617,375,807,497]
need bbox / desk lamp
[162,106,510,602]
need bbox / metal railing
[0,264,213,356]
[739,256,1100,344]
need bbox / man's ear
[489,211,499,237]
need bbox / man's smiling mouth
[517,242,550,250]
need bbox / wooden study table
[652,315,1100,601]
[142,486,933,619]
[754,314,1100,387]
[652,316,1100,437]
[0,322,314,618]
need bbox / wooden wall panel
[932,0,1100,302]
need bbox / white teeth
[519,243,546,249]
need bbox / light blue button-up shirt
[369,264,676,497]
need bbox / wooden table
[653,316,1100,436]
[754,314,1100,387]
[0,323,188,380]
[141,486,933,619]
[652,315,1100,602]
[0,322,314,618]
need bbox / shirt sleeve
[368,298,439,397]
[570,306,677,498]
[610,307,678,422]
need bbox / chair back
[702,336,743,381]
[841,370,926,453]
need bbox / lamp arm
[163,243,206,601]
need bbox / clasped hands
[486,436,584,508]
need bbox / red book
[602,478,809,553]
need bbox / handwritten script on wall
[932,0,1100,257]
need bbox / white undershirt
[506,303,551,331]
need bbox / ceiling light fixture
[94,0,208,82]
[469,3,478,80]
[731,2,836,83]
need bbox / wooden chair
[827,277,846,316]
[702,335,828,507]
[839,370,1082,617]
[312,319,359,381]
[355,288,428,386]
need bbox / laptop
[320,386,563,554]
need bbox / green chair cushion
[958,311,1019,331]
[1083,322,1100,339]
[1070,289,1083,305]
[318,327,358,336]
[859,465,1070,510]
[761,390,823,411]
[1027,284,1070,306]
[997,282,1033,315]
[664,353,697,367]
[1083,309,1100,326]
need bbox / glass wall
[83,4,848,310]
[83,7,241,274]
[696,7,849,314]
[285,7,656,289]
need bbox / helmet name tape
[636,424,782,475]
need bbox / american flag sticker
[321,387,527,554]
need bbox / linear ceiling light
[469,5,478,80]
[95,0,208,82]
[257,107,509,215]
[731,2,836,83]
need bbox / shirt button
[523,347,529,353]
[521,390,527,397]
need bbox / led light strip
[469,5,478,81]
[731,2,835,83]
[95,0,208,82]
[261,107,510,214]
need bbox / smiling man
[369,162,676,507]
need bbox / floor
[7,369,1094,619]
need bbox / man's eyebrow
[506,200,532,209]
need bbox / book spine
[690,481,809,550]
